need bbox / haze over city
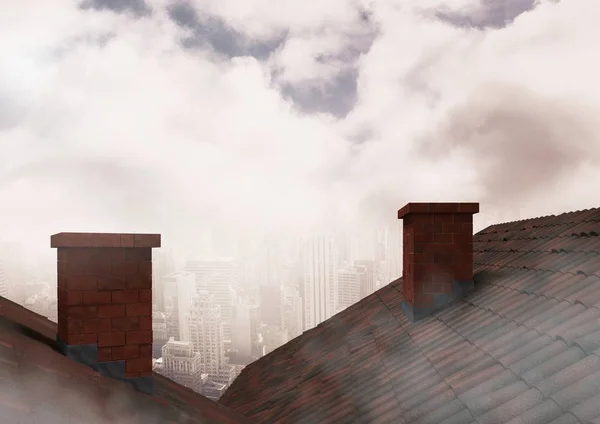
[0,0,598,265]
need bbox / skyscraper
[186,259,240,342]
[152,311,169,358]
[188,290,236,387]
[384,220,402,283]
[355,260,376,298]
[231,299,253,359]
[302,235,338,331]
[152,248,176,312]
[281,285,303,339]
[337,268,360,312]
[163,272,195,342]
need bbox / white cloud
[0,0,599,258]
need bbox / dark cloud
[275,23,378,118]
[167,1,378,118]
[167,2,286,60]
[416,83,599,203]
[279,67,360,118]
[79,0,152,17]
[436,0,537,30]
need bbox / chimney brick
[52,232,160,395]
[398,203,479,321]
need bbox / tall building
[186,259,240,342]
[337,268,360,312]
[259,283,281,327]
[152,248,176,312]
[261,325,289,355]
[355,260,376,298]
[384,220,402,283]
[231,299,253,359]
[188,290,235,387]
[161,337,204,393]
[152,311,169,359]
[281,285,303,339]
[163,272,195,342]
[302,235,338,331]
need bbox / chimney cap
[51,232,161,248]
[398,202,479,219]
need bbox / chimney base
[57,336,154,395]
[56,338,98,369]
[400,279,474,322]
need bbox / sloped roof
[220,207,600,424]
[0,296,252,424]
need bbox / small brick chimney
[51,232,161,395]
[398,203,479,322]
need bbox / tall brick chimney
[51,232,161,395]
[398,203,479,322]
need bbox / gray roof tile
[496,334,554,367]
[464,381,530,417]
[438,407,475,424]
[535,354,600,397]
[550,368,600,411]
[504,399,564,424]
[507,340,569,375]
[569,391,600,422]
[476,388,545,424]
[520,346,586,385]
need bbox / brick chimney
[51,232,161,395]
[398,203,479,322]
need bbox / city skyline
[0,224,403,399]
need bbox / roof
[0,296,252,424]
[220,207,600,424]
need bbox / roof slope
[220,207,600,424]
[0,296,252,424]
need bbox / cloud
[0,0,599,262]
[167,1,287,59]
[79,0,152,17]
[436,0,538,29]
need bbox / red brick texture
[399,203,479,311]
[53,232,160,379]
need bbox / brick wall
[51,232,160,395]
[398,203,479,321]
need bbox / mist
[1,0,599,265]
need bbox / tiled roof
[220,207,600,424]
[0,296,252,424]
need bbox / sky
[1,0,599,261]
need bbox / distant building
[152,311,169,359]
[261,324,289,355]
[23,292,57,323]
[281,285,303,339]
[336,268,360,312]
[152,248,176,312]
[186,259,240,342]
[160,338,204,393]
[259,283,281,327]
[187,290,236,388]
[302,235,338,331]
[231,300,253,358]
[383,220,402,283]
[163,272,195,342]
[202,379,227,402]
[355,260,376,298]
